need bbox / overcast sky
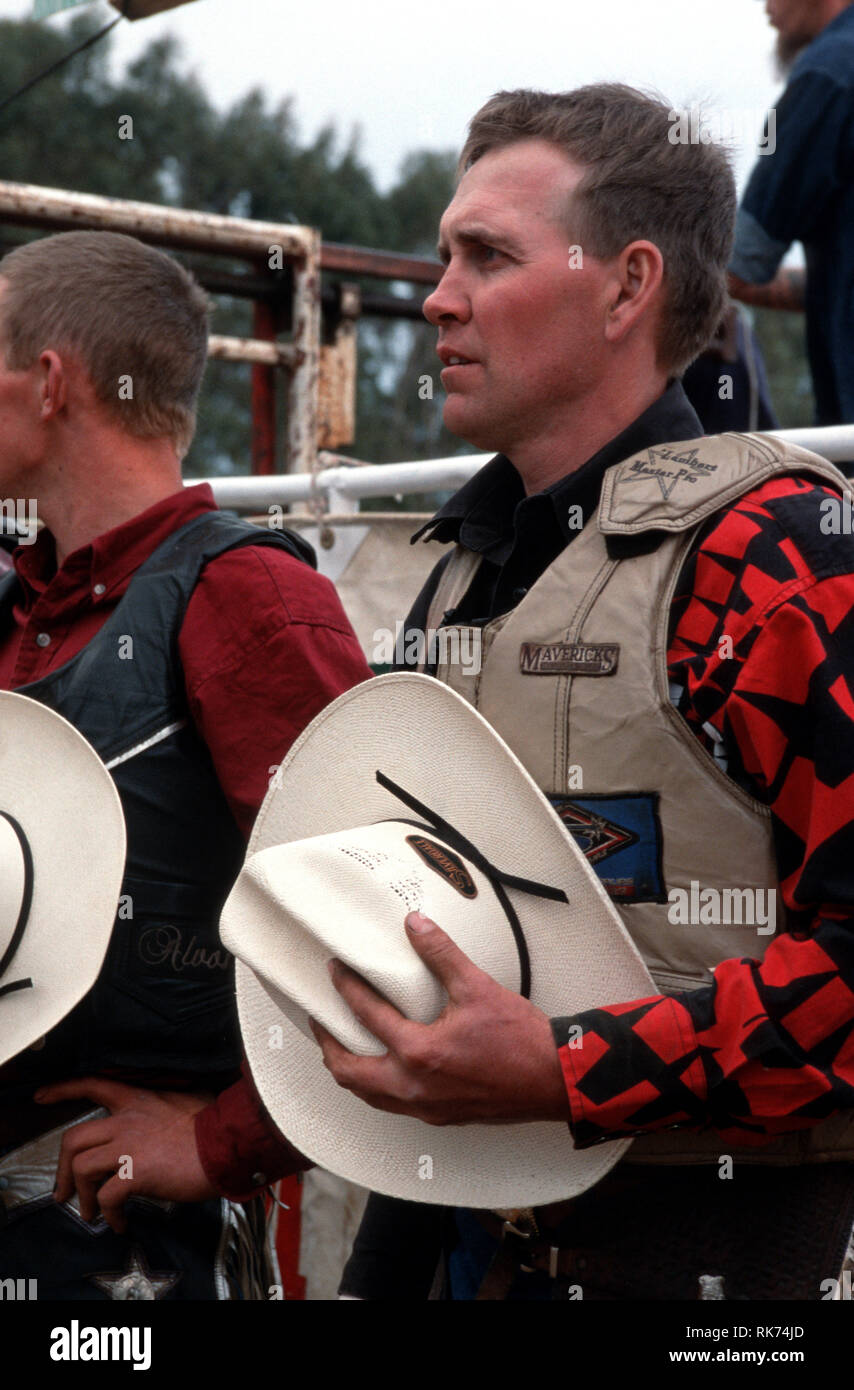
[0,0,785,193]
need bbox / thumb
[404,911,483,1000]
[34,1077,136,1111]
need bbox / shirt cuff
[550,996,708,1148]
[195,1068,313,1201]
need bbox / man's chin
[442,401,500,454]
[774,29,812,77]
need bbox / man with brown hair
[310,84,854,1300]
[0,229,370,1299]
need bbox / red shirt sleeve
[194,1062,313,1201]
[179,542,372,839]
[180,540,372,1194]
[554,476,854,1149]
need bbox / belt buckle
[497,1213,564,1282]
[497,1209,538,1274]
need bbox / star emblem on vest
[626,446,718,500]
[89,1248,180,1301]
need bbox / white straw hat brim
[0,691,126,1064]
[228,673,655,1208]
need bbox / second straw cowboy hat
[221,673,656,1208]
[0,691,126,1066]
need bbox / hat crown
[224,819,522,1057]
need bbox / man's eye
[477,245,502,263]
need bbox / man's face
[765,0,831,57]
[423,140,618,461]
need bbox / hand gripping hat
[221,673,655,1208]
[0,691,126,1064]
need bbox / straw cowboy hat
[221,673,655,1208]
[0,691,126,1065]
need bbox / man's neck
[508,372,670,495]
[33,437,184,567]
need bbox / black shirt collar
[411,380,703,560]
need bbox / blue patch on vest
[548,793,665,903]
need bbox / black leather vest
[0,511,316,1089]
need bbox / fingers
[54,1117,135,1231]
[310,1017,444,1121]
[59,1142,120,1225]
[34,1077,138,1111]
[403,911,485,999]
[327,960,417,1052]
[93,1176,131,1236]
[326,914,484,1049]
[53,1118,116,1205]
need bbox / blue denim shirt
[730,6,854,425]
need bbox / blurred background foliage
[0,14,814,478]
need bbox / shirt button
[251,1171,267,1187]
[35,632,50,648]
[93,583,106,597]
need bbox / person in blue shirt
[729,1,854,426]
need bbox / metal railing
[0,180,443,476]
[204,426,854,512]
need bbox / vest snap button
[35,632,50,648]
[93,583,106,597]
[251,1171,267,1187]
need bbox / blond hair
[0,231,210,456]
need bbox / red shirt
[0,483,372,1194]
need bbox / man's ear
[603,240,664,348]
[38,350,69,421]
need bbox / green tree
[0,16,464,476]
[751,307,816,429]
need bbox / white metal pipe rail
[0,180,322,475]
[205,427,854,510]
[0,180,313,259]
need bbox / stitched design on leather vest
[626,445,719,499]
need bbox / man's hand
[310,911,570,1126]
[728,268,806,312]
[34,1078,218,1234]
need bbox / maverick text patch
[519,642,620,676]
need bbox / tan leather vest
[424,432,854,1162]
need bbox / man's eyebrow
[436,225,522,262]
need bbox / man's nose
[423,265,470,325]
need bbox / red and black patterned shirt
[556,467,854,1148]
[409,381,854,1150]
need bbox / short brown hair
[0,231,210,456]
[460,85,736,375]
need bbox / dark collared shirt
[405,381,702,635]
